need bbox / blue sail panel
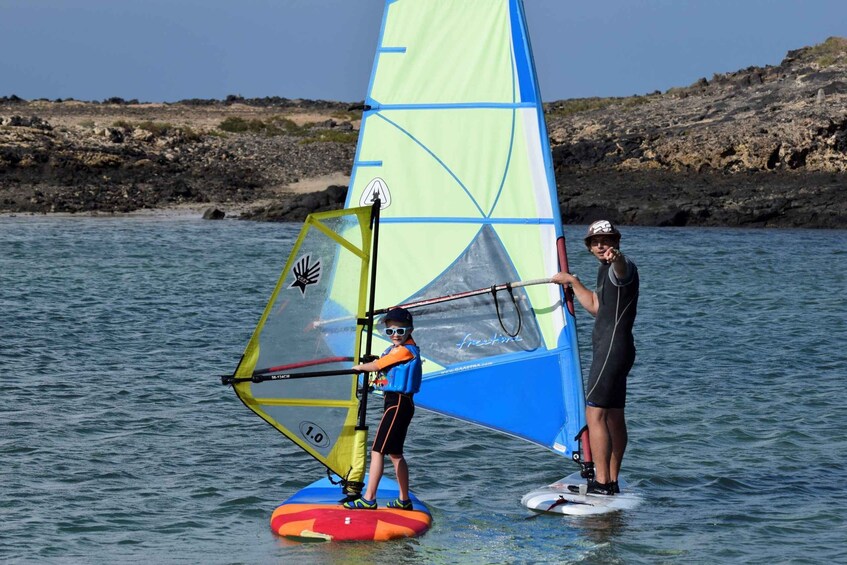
[419,353,581,452]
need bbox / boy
[344,307,422,510]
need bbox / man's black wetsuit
[585,257,639,409]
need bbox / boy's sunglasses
[384,327,410,336]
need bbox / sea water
[1,215,845,564]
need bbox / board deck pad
[270,476,432,542]
[521,472,642,516]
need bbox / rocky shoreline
[2,38,846,228]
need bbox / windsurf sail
[347,0,586,458]
[224,205,378,490]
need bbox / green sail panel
[232,207,374,483]
[347,0,585,457]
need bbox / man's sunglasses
[384,327,410,336]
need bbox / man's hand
[552,271,578,287]
[602,248,623,264]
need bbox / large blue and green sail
[347,0,585,457]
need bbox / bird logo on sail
[289,254,321,295]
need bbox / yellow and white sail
[229,207,374,485]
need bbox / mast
[345,198,382,497]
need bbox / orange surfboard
[270,477,432,542]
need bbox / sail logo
[456,332,523,350]
[289,254,321,295]
[299,421,331,448]
[359,177,391,208]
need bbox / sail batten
[377,217,556,224]
[253,399,358,408]
[370,102,537,110]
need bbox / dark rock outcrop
[0,99,356,214]
[240,185,347,222]
[545,37,847,228]
[202,207,225,220]
[2,37,846,227]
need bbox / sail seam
[371,102,534,110]
[378,217,555,224]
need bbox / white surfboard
[521,472,642,516]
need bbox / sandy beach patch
[279,172,350,194]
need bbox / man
[552,220,639,495]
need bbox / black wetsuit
[586,258,639,409]
[371,392,415,455]
[371,341,421,455]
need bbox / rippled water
[2,216,845,564]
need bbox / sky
[2,0,845,104]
